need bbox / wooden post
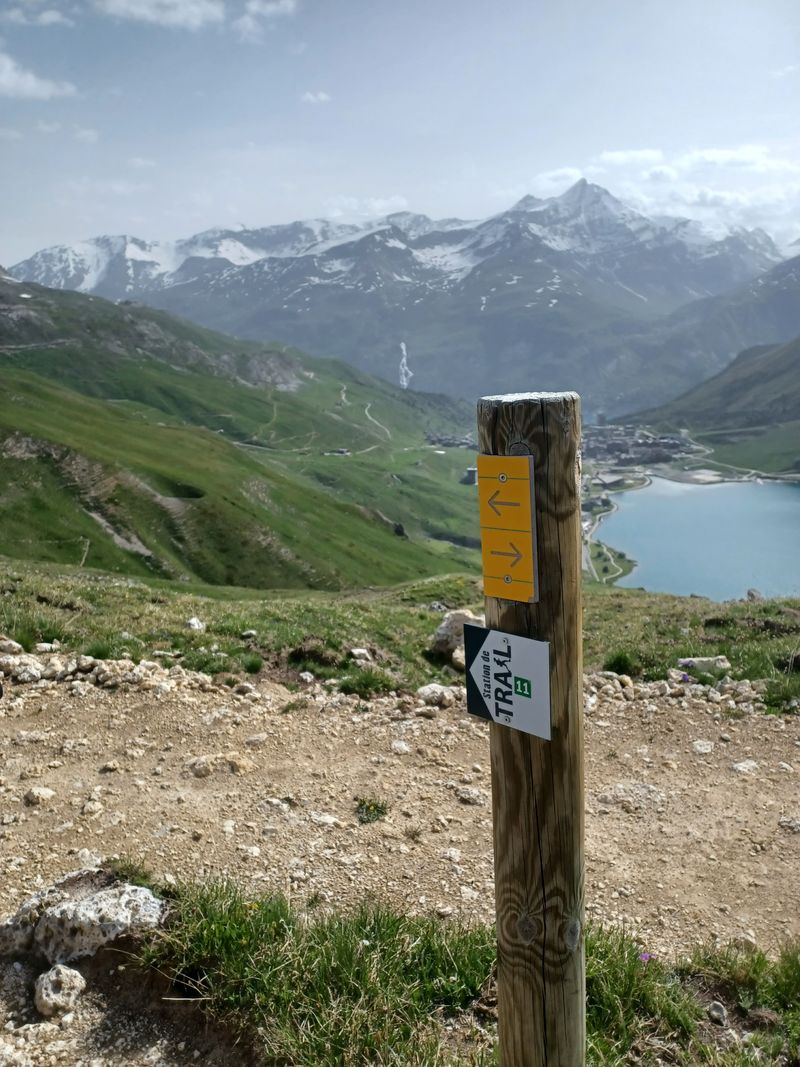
[477,392,585,1067]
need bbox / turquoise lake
[597,477,800,601]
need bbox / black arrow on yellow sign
[487,490,521,517]
[491,542,523,567]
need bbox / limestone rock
[34,883,163,963]
[596,782,666,813]
[677,655,731,672]
[24,786,55,806]
[430,610,484,659]
[732,759,759,775]
[34,964,86,1017]
[186,751,255,777]
[692,740,714,755]
[416,683,455,708]
[185,616,206,631]
[0,638,23,654]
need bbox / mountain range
[10,180,800,415]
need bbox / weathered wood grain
[477,392,585,1067]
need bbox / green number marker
[514,676,532,698]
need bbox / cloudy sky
[1,0,799,262]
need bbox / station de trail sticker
[464,624,551,740]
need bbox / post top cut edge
[478,391,581,403]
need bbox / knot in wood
[516,911,540,944]
[562,916,582,953]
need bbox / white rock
[24,786,55,806]
[391,739,411,755]
[451,645,466,672]
[677,655,731,672]
[595,782,665,812]
[778,815,800,833]
[732,759,759,775]
[34,884,163,963]
[454,786,486,806]
[298,671,315,684]
[430,610,484,658]
[416,683,455,708]
[309,812,341,827]
[240,630,257,639]
[692,740,714,755]
[0,639,23,655]
[14,664,42,684]
[349,648,372,662]
[34,965,86,1017]
[185,617,206,632]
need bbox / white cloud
[0,49,76,98]
[36,119,62,133]
[233,0,296,41]
[74,125,99,143]
[326,193,409,219]
[94,0,225,29]
[529,167,583,195]
[643,165,679,183]
[597,148,664,166]
[246,0,295,14]
[770,64,798,79]
[232,12,259,39]
[1,7,75,26]
[301,89,330,104]
[676,144,800,175]
[129,155,157,168]
[0,126,22,139]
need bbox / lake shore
[590,475,800,600]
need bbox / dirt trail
[1,673,797,955]
[1,668,798,1064]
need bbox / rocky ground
[0,642,798,1065]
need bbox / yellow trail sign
[477,454,538,603]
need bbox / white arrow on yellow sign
[477,454,539,603]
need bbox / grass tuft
[601,649,640,676]
[686,940,800,1058]
[586,925,698,1061]
[355,796,389,824]
[142,883,495,1066]
[242,653,263,675]
[338,667,395,699]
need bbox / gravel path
[0,664,798,1064]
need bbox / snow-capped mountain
[10,180,788,412]
[12,181,781,306]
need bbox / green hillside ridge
[628,335,800,474]
[0,278,480,587]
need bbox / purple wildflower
[638,952,653,963]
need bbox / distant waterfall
[399,342,413,389]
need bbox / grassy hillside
[3,561,800,707]
[629,336,800,473]
[0,277,480,588]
